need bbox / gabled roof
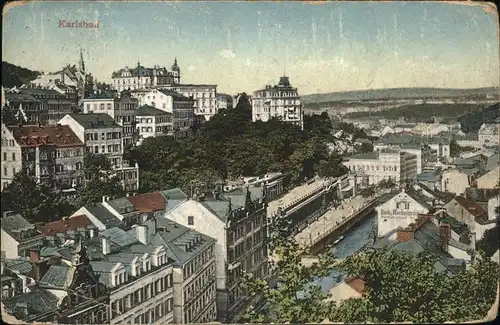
[8,124,84,148]
[37,215,92,236]
[2,288,59,321]
[84,203,123,229]
[344,277,365,294]
[3,257,33,275]
[68,113,120,129]
[39,265,73,289]
[136,105,172,117]
[127,192,167,213]
[1,213,35,237]
[155,89,191,101]
[453,196,489,223]
[465,188,500,203]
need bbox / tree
[0,172,61,222]
[476,226,499,258]
[1,105,19,126]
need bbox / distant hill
[302,87,499,104]
[2,61,41,88]
[458,102,500,133]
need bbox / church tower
[79,49,86,73]
[171,57,180,84]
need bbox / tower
[79,49,85,73]
[171,57,180,84]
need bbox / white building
[252,76,303,129]
[161,187,268,322]
[376,189,431,238]
[81,91,139,148]
[111,60,180,92]
[216,93,234,110]
[374,143,424,174]
[412,122,451,137]
[158,84,218,122]
[441,168,473,196]
[0,211,44,259]
[478,123,500,147]
[59,113,139,192]
[343,150,418,186]
[131,88,194,138]
[135,105,173,145]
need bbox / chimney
[102,236,111,255]
[102,195,109,203]
[439,224,451,252]
[29,249,40,262]
[133,224,148,245]
[396,229,414,243]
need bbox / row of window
[183,245,215,279]
[2,152,16,162]
[184,282,216,323]
[111,274,173,318]
[132,298,173,325]
[86,144,122,154]
[193,303,217,324]
[55,162,83,172]
[227,215,266,245]
[85,132,122,141]
[184,262,216,304]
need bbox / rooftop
[156,89,191,101]
[136,105,173,117]
[2,288,59,321]
[348,151,379,160]
[453,196,489,223]
[84,203,123,229]
[127,192,167,213]
[37,215,92,236]
[8,124,84,148]
[68,113,121,129]
[1,213,35,237]
[39,265,73,289]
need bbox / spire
[79,48,85,72]
[172,57,180,71]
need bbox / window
[188,216,194,225]
[3,152,6,161]
[3,167,7,176]
[11,153,15,161]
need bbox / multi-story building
[216,93,234,111]
[81,91,139,148]
[344,149,418,186]
[131,88,194,139]
[251,76,303,129]
[59,113,139,192]
[1,123,85,190]
[159,84,217,122]
[478,123,500,147]
[135,105,173,144]
[4,88,74,125]
[111,59,180,92]
[151,217,217,324]
[0,211,44,259]
[161,186,268,322]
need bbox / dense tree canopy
[127,94,347,194]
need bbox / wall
[441,169,470,195]
[0,229,19,259]
[476,166,500,189]
[475,221,496,241]
[447,245,471,262]
[376,191,429,237]
[488,196,500,221]
[58,115,86,143]
[1,125,23,190]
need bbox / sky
[3,1,499,95]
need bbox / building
[58,113,140,192]
[454,133,481,148]
[111,59,180,92]
[343,150,418,186]
[161,186,268,322]
[81,90,139,148]
[131,88,195,138]
[443,196,496,242]
[475,166,500,189]
[85,226,175,325]
[478,123,500,147]
[376,189,431,238]
[412,122,451,137]
[135,105,173,144]
[0,211,44,259]
[216,93,234,111]
[4,88,74,125]
[441,168,474,196]
[151,218,217,324]
[252,76,303,129]
[1,123,85,190]
[158,84,217,122]
[374,142,429,174]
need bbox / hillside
[458,103,500,133]
[2,61,41,88]
[302,87,499,104]
[343,103,491,122]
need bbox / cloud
[219,49,236,60]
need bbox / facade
[151,218,217,324]
[376,189,431,238]
[216,93,234,110]
[135,105,174,144]
[252,76,304,129]
[81,91,139,148]
[412,122,451,137]
[4,88,74,125]
[131,88,194,138]
[478,123,500,147]
[58,113,140,192]
[1,123,85,190]
[441,168,473,196]
[0,211,44,259]
[162,186,268,322]
[158,84,217,122]
[343,150,418,186]
[475,166,500,189]
[111,59,180,92]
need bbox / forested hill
[302,87,499,104]
[2,61,41,88]
[458,102,500,133]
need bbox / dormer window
[135,263,141,277]
[188,216,194,226]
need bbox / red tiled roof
[454,196,488,220]
[345,277,365,294]
[8,125,84,148]
[127,192,166,213]
[37,215,91,236]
